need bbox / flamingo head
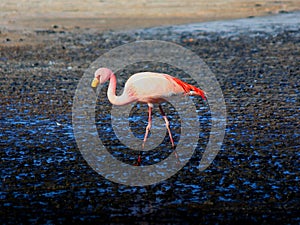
[91,68,113,88]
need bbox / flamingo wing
[165,75,206,100]
[123,72,206,103]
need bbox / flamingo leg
[142,104,153,148]
[135,104,153,166]
[158,105,175,148]
[159,105,180,162]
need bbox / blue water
[1,88,299,223]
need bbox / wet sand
[1,0,300,45]
[1,1,300,225]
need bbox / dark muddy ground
[1,12,299,224]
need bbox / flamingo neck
[107,73,134,106]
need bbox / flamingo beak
[91,78,99,88]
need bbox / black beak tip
[92,86,97,94]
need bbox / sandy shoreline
[1,0,299,46]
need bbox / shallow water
[1,13,300,224]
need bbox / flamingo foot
[173,150,180,164]
[134,154,141,166]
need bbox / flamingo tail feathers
[171,77,206,100]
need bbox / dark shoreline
[1,13,299,224]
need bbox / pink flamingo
[91,68,206,165]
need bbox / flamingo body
[91,68,206,165]
[92,68,206,105]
